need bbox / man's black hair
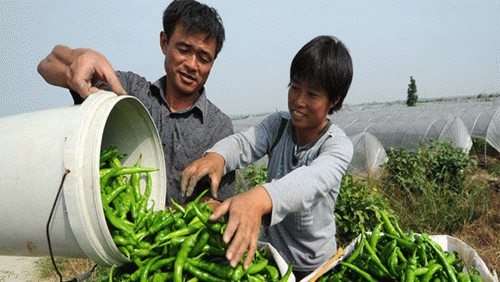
[163,0,225,58]
[289,35,353,114]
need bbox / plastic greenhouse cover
[332,115,473,153]
[331,98,500,153]
[347,132,388,177]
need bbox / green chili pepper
[186,257,234,279]
[264,265,280,282]
[112,234,130,246]
[201,244,226,256]
[184,262,227,282]
[380,210,398,237]
[173,229,202,282]
[140,256,160,282]
[189,228,210,257]
[157,224,203,246]
[100,167,122,188]
[278,261,294,282]
[457,272,472,282]
[99,166,158,178]
[118,246,130,260]
[369,222,384,251]
[151,211,182,235]
[445,251,456,265]
[106,184,128,204]
[347,234,364,264]
[143,171,152,201]
[171,197,186,215]
[387,246,400,278]
[415,267,429,276]
[423,235,458,282]
[103,203,135,236]
[231,264,246,281]
[151,272,174,282]
[468,266,483,282]
[380,239,398,264]
[247,258,268,275]
[384,233,418,252]
[150,257,176,272]
[131,248,159,257]
[108,264,117,282]
[100,145,118,163]
[421,263,443,282]
[418,242,429,267]
[470,274,483,282]
[340,261,378,282]
[118,193,133,219]
[361,234,392,277]
[394,218,410,241]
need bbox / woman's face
[288,79,334,144]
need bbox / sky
[1,0,499,118]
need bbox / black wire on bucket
[46,169,98,282]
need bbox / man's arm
[37,45,127,98]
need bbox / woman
[180,35,354,280]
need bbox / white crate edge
[259,241,296,282]
[301,234,498,282]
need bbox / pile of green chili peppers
[318,211,484,282]
[100,146,293,282]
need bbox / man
[38,0,235,206]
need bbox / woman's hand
[180,152,225,198]
[209,186,272,269]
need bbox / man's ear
[160,31,169,55]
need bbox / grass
[34,257,109,281]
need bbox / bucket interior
[66,93,166,266]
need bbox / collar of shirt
[152,75,207,123]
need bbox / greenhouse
[332,115,473,154]
[347,132,387,177]
[331,98,500,154]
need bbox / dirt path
[0,256,47,282]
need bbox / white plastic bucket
[0,91,166,266]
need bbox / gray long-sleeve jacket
[207,111,353,272]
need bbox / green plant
[380,139,487,234]
[236,163,268,194]
[382,139,477,194]
[335,172,394,246]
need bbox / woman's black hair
[289,35,353,114]
[163,0,225,58]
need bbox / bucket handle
[46,169,98,282]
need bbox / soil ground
[0,256,48,282]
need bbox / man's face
[161,24,217,97]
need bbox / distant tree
[406,76,418,106]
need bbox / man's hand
[66,50,127,98]
[38,45,127,98]
[209,186,272,269]
[180,152,225,198]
